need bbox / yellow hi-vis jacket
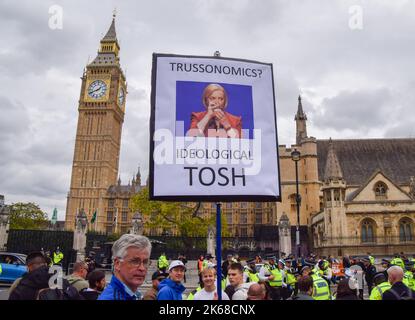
[369,282,391,300]
[247,271,259,283]
[286,271,297,286]
[403,271,414,289]
[53,252,63,264]
[187,286,202,300]
[157,255,169,269]
[269,268,283,287]
[311,274,331,300]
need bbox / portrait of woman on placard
[187,83,242,139]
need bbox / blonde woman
[188,84,242,139]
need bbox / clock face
[118,87,125,105]
[88,80,107,99]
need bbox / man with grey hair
[382,266,415,300]
[98,234,152,300]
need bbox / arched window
[374,181,388,200]
[399,219,413,242]
[289,194,297,212]
[361,219,376,243]
[325,191,332,201]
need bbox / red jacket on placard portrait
[190,111,242,138]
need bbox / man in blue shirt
[157,260,186,300]
[98,234,152,300]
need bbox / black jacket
[9,266,52,300]
[382,282,415,300]
[342,257,351,268]
[80,289,101,300]
[364,264,377,286]
[222,261,231,277]
[224,284,236,300]
[9,266,76,300]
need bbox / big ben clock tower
[65,14,127,231]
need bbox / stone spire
[324,138,343,181]
[89,14,121,67]
[295,95,308,144]
[136,166,141,186]
[117,176,121,186]
[102,13,117,42]
[295,95,306,119]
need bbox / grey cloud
[0,96,32,171]
[2,162,69,198]
[311,88,393,132]
[0,96,30,139]
[126,86,147,102]
[385,122,415,139]
[384,82,415,138]
[119,92,150,183]
[1,0,415,216]
[0,1,97,76]
[274,68,303,117]
[24,136,74,166]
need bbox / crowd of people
[7,251,105,300]
[5,234,415,301]
[151,250,415,301]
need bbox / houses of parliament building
[65,17,415,256]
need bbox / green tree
[107,232,122,242]
[130,187,228,239]
[9,202,49,230]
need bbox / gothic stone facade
[311,139,415,256]
[64,18,415,257]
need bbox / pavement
[0,284,10,300]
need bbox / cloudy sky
[0,0,414,220]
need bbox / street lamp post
[291,149,301,259]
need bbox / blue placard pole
[216,202,222,300]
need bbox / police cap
[265,254,277,261]
[361,257,370,263]
[300,265,311,274]
[373,272,387,283]
[152,271,168,281]
[303,259,315,268]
